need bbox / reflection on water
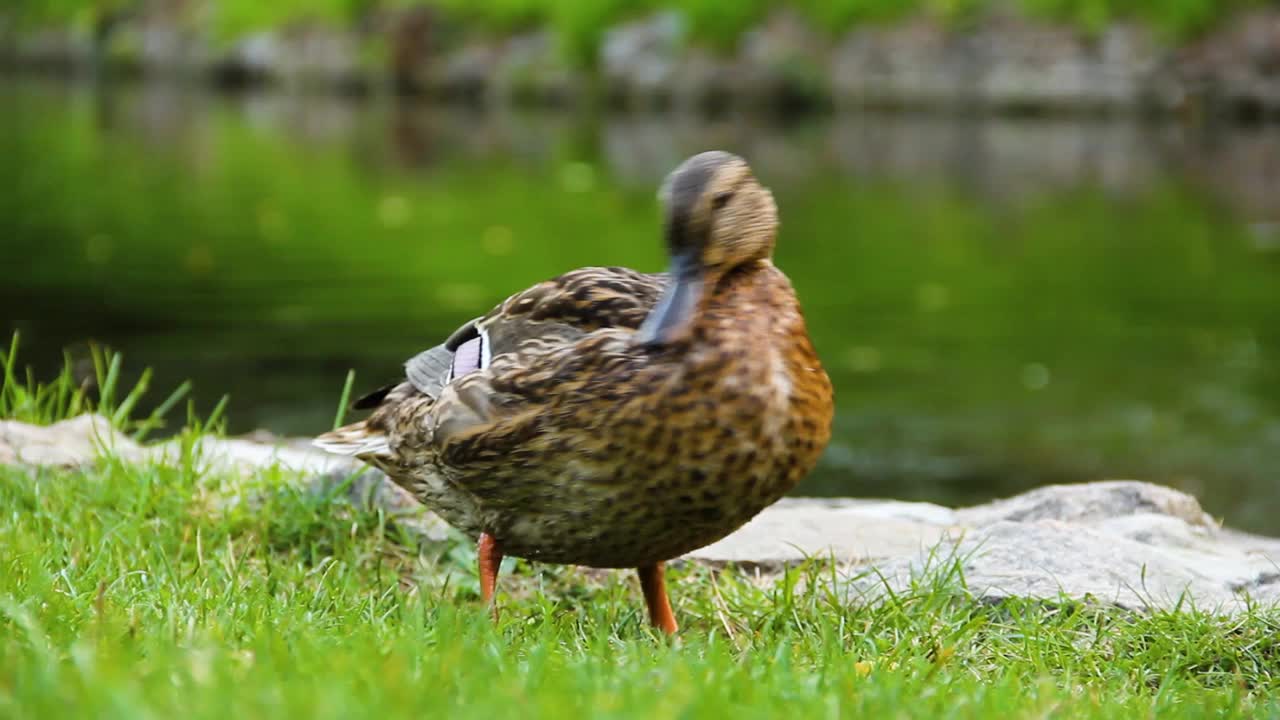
[3,78,1279,531]
[74,80,1280,218]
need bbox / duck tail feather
[313,421,391,457]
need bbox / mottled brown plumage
[316,151,834,633]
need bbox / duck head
[635,151,779,347]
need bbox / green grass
[0,333,193,440]
[3,342,1280,718]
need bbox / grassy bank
[6,441,1280,718]
[3,347,1280,718]
[6,0,1264,69]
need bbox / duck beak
[635,252,704,347]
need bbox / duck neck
[702,258,771,303]
[688,259,778,342]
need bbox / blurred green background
[4,0,1280,531]
[6,0,1257,55]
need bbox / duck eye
[711,192,734,211]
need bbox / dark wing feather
[358,267,668,412]
[352,384,396,410]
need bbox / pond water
[4,78,1280,532]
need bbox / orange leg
[478,532,503,621]
[638,563,679,635]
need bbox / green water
[4,79,1279,531]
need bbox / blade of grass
[1,331,19,415]
[24,366,37,420]
[67,367,86,418]
[89,343,107,403]
[204,394,230,434]
[111,367,152,428]
[132,380,192,443]
[97,352,122,417]
[51,349,74,421]
[333,370,356,430]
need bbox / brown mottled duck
[315,151,833,634]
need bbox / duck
[315,151,833,634]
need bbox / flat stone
[0,414,141,467]
[144,435,355,477]
[951,479,1217,529]
[776,496,958,526]
[0,414,351,476]
[688,498,953,569]
[600,11,685,104]
[692,480,1280,612]
[844,518,1280,613]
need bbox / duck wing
[419,266,665,395]
[422,266,667,445]
[315,267,666,457]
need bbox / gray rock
[0,414,447,545]
[12,27,94,70]
[1092,512,1217,550]
[430,30,583,105]
[1176,9,1280,113]
[600,11,685,106]
[738,9,828,107]
[830,14,1165,111]
[832,6,1279,114]
[631,11,833,111]
[688,497,954,569]
[135,16,185,72]
[1098,24,1165,106]
[490,30,582,105]
[433,41,500,100]
[696,480,1280,613]
[0,414,140,467]
[952,479,1217,528]
[274,24,369,90]
[845,519,1280,613]
[669,48,743,113]
[830,19,978,109]
[784,496,958,525]
[971,16,1160,110]
[228,32,284,80]
[7,4,1280,116]
[0,413,351,476]
[146,433,356,477]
